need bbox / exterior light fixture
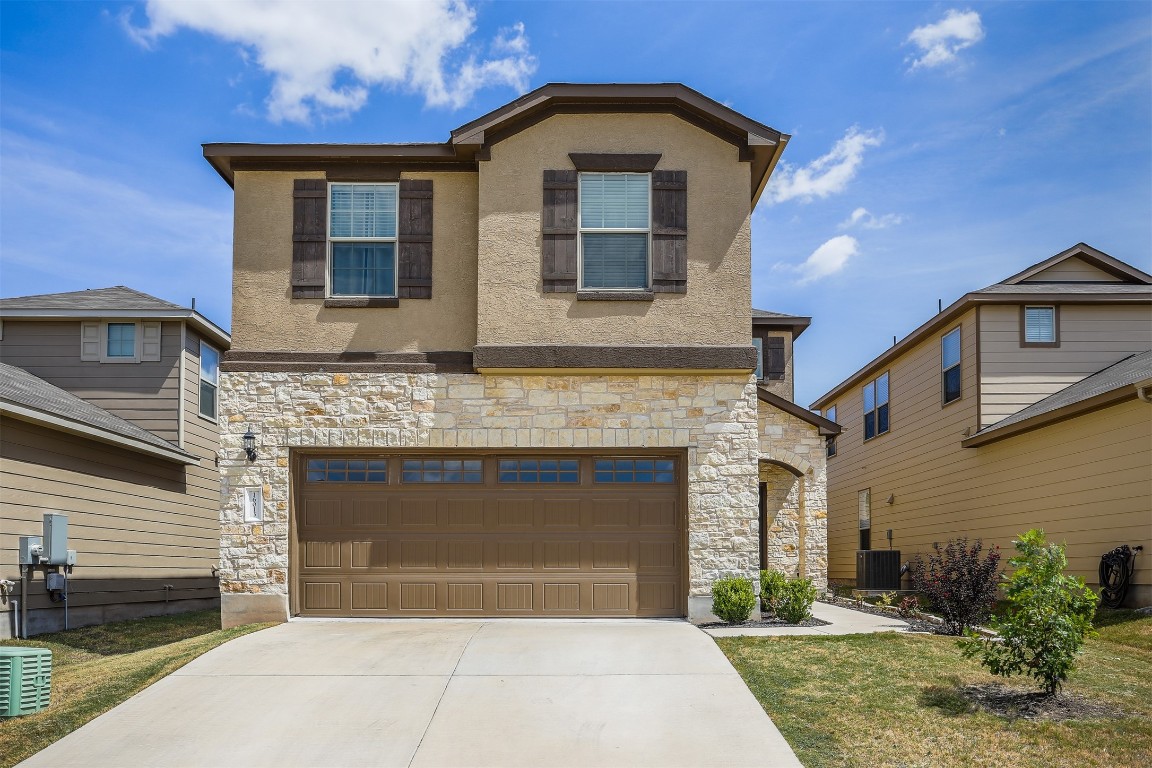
[242,426,258,462]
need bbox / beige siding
[476,113,751,347]
[230,170,478,354]
[1024,257,1124,282]
[980,304,1152,427]
[826,396,1152,592]
[0,319,182,442]
[0,418,221,635]
[182,327,225,519]
[824,309,981,583]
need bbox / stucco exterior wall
[230,170,479,353]
[218,371,780,624]
[476,113,752,347]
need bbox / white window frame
[101,321,141,363]
[577,172,652,291]
[199,340,220,421]
[326,182,399,299]
[941,327,962,405]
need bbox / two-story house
[811,244,1152,606]
[0,287,230,637]
[204,83,838,627]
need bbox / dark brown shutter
[292,179,327,299]
[542,170,578,293]
[765,337,786,380]
[398,180,433,299]
[651,170,687,293]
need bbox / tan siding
[825,309,981,584]
[827,398,1151,590]
[0,319,183,441]
[1023,258,1124,282]
[181,328,224,513]
[979,304,1152,427]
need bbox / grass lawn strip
[717,609,1152,768]
[0,611,271,768]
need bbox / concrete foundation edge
[221,593,290,628]
[2,598,221,640]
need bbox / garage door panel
[295,454,683,617]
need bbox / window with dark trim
[825,405,838,457]
[328,183,398,297]
[306,458,387,482]
[498,458,579,483]
[858,489,871,550]
[941,328,961,405]
[593,458,674,483]
[401,458,482,483]
[863,372,890,440]
[199,341,220,419]
[579,172,650,289]
[1022,305,1059,347]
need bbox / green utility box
[0,647,52,717]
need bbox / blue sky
[2,1,1149,406]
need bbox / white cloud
[787,236,859,285]
[123,1,537,123]
[839,207,904,230]
[906,9,985,71]
[767,127,884,204]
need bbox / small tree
[908,536,1001,635]
[712,577,756,624]
[961,529,1097,696]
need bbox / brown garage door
[293,453,683,618]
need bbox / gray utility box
[43,513,69,565]
[0,647,52,717]
[857,550,902,591]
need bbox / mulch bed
[700,615,831,629]
[933,682,1128,722]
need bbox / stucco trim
[221,350,474,374]
[472,345,757,370]
[568,153,662,172]
[576,291,655,302]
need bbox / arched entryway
[759,458,807,579]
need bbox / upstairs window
[941,328,961,405]
[106,323,136,358]
[329,183,397,297]
[579,173,650,289]
[199,341,220,420]
[1022,305,1058,346]
[825,405,838,457]
[863,372,890,441]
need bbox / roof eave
[0,402,200,464]
[0,308,231,349]
[961,385,1140,447]
[810,290,1152,409]
[757,387,841,435]
[752,313,811,339]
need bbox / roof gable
[0,286,185,311]
[1001,244,1152,285]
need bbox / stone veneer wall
[757,408,828,591]
[217,371,766,624]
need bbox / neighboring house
[0,287,231,637]
[204,82,839,626]
[811,244,1152,606]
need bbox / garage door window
[594,458,675,483]
[306,459,387,482]
[402,458,483,483]
[498,458,580,483]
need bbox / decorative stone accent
[217,370,826,620]
[757,408,828,591]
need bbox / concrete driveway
[21,619,801,768]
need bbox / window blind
[582,233,648,289]
[580,174,649,229]
[1024,306,1055,342]
[330,184,397,238]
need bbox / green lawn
[0,611,271,768]
[717,609,1152,768]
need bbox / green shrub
[777,577,819,623]
[712,577,757,624]
[760,570,788,615]
[875,591,897,608]
[960,529,1098,695]
[897,596,922,619]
